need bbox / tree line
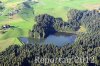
[0,9,100,66]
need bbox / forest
[0,9,100,66]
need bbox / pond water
[19,32,77,46]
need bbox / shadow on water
[19,32,77,46]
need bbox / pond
[19,32,77,46]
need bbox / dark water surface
[19,32,77,46]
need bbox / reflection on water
[19,32,77,46]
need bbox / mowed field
[34,0,100,21]
[0,0,100,52]
[0,14,36,51]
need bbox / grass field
[0,14,36,52]
[0,0,100,52]
[34,0,100,21]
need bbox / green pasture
[0,0,100,52]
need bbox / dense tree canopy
[0,9,100,66]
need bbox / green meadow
[0,0,100,52]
